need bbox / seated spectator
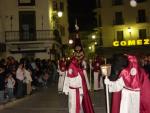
[0,65,6,104]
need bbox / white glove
[64,91,68,95]
[57,69,60,73]
[104,78,111,85]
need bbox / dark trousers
[16,80,24,98]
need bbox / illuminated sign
[113,39,150,47]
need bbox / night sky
[67,0,96,33]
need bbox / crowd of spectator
[139,55,150,79]
[0,56,58,104]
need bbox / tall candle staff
[100,59,111,113]
[89,59,92,90]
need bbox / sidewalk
[0,97,27,110]
[0,86,43,110]
[0,84,107,113]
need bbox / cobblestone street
[0,84,107,113]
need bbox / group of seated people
[0,56,57,104]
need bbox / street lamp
[89,46,92,50]
[94,42,97,45]
[128,27,132,38]
[130,0,137,7]
[57,11,63,18]
[92,35,96,39]
[69,39,73,45]
[128,27,132,33]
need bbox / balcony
[5,30,62,53]
[136,16,148,23]
[112,0,123,6]
[136,0,147,3]
[5,30,61,44]
[113,19,124,25]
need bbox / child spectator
[5,73,16,101]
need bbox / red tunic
[67,57,95,113]
[92,60,101,72]
[59,60,66,72]
[111,55,150,113]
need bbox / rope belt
[124,87,140,92]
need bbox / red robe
[59,60,66,72]
[111,56,150,113]
[78,68,95,113]
[68,58,95,113]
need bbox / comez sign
[113,39,150,47]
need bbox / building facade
[94,0,150,57]
[0,0,69,60]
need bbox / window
[112,0,123,5]
[137,9,146,23]
[97,0,101,8]
[137,0,146,3]
[18,0,35,6]
[98,15,102,27]
[117,31,124,41]
[139,29,147,39]
[113,12,124,25]
[60,2,64,11]
[52,0,58,11]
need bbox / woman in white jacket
[24,68,32,95]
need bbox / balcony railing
[113,19,124,25]
[136,16,148,23]
[5,30,62,44]
[112,0,123,5]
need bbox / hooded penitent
[111,54,150,113]
[67,57,95,113]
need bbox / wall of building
[35,52,50,59]
[0,0,51,31]
[95,0,150,47]
[0,0,69,60]
[60,0,69,44]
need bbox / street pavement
[0,84,107,113]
